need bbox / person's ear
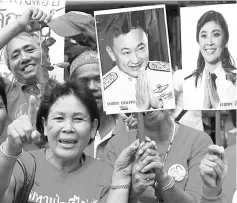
[106,46,116,62]
[90,119,98,140]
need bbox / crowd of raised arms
[0,6,235,203]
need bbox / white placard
[95,4,175,114]
[181,4,237,110]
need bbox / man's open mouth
[21,64,35,71]
[59,139,78,144]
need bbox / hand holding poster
[94,4,175,114]
[181,4,237,110]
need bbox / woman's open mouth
[59,139,78,148]
[205,49,216,55]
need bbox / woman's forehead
[200,21,223,32]
[49,94,87,114]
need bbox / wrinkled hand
[130,137,156,197]
[199,145,227,189]
[18,6,52,32]
[130,137,166,198]
[112,140,139,185]
[6,96,42,154]
[120,113,138,130]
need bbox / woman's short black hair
[36,79,100,145]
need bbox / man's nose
[88,80,98,90]
[130,52,140,64]
[21,51,31,63]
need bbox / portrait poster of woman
[181,4,237,110]
[94,4,175,114]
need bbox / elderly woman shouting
[0,80,139,203]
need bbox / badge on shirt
[168,164,187,182]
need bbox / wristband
[154,176,175,191]
[202,188,222,200]
[0,142,23,160]
[110,184,130,189]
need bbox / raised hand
[199,145,227,189]
[112,140,139,185]
[6,96,38,154]
[136,68,162,110]
[120,113,138,130]
[18,6,52,32]
[136,68,151,110]
[130,137,160,197]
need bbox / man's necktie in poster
[94,4,175,114]
[181,4,237,110]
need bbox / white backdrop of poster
[181,4,237,110]
[95,4,175,114]
[0,0,65,82]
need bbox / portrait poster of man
[0,0,65,82]
[181,4,237,110]
[94,4,175,114]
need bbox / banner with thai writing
[0,0,65,82]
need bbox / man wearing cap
[47,11,97,49]
[70,50,137,161]
[97,11,175,114]
[0,7,53,150]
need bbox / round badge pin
[168,164,187,182]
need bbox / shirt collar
[212,63,225,79]
[17,80,37,89]
[95,115,118,142]
[114,66,136,81]
[18,81,40,95]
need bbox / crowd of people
[0,6,235,203]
